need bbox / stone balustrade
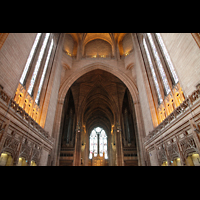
[0,87,54,144]
[144,87,200,144]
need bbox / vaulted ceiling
[70,69,127,133]
[66,33,128,46]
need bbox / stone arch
[58,62,139,104]
[53,62,145,166]
[83,38,114,57]
[84,39,112,57]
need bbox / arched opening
[30,160,37,166]
[63,33,78,57]
[57,68,140,166]
[17,157,28,166]
[84,39,112,58]
[59,89,76,166]
[0,152,13,166]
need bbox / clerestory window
[35,38,54,104]
[19,33,55,105]
[143,37,163,104]
[141,33,183,125]
[28,33,50,95]
[147,33,171,95]
[155,33,179,84]
[19,33,42,85]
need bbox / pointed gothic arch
[52,61,145,166]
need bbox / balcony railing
[82,54,115,59]
[144,87,200,144]
[0,86,54,144]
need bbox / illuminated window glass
[155,33,179,84]
[99,129,107,158]
[89,130,97,159]
[35,39,54,104]
[19,33,42,85]
[143,38,163,104]
[89,127,108,159]
[28,33,50,95]
[147,33,171,95]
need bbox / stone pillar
[84,130,89,166]
[38,144,43,166]
[73,124,81,166]
[133,102,146,166]
[153,143,160,166]
[13,136,23,166]
[76,39,82,60]
[42,33,65,133]
[163,143,171,166]
[116,43,121,60]
[189,119,200,154]
[115,125,124,166]
[52,100,64,166]
[66,109,73,144]
[0,119,10,153]
[175,136,186,166]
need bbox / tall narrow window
[89,129,98,159]
[35,38,54,104]
[89,127,108,159]
[99,129,107,158]
[147,33,171,95]
[27,33,50,95]
[143,38,163,104]
[19,33,42,85]
[155,33,179,84]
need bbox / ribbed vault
[70,69,127,134]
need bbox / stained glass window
[155,33,179,84]
[28,33,50,95]
[99,129,108,158]
[19,33,42,85]
[89,127,108,159]
[89,130,98,159]
[35,39,54,104]
[143,38,163,104]
[147,33,171,95]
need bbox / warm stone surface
[0,33,200,166]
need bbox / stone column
[52,100,64,166]
[153,143,160,166]
[133,102,147,166]
[73,124,81,166]
[66,109,73,144]
[124,109,131,144]
[27,144,34,166]
[115,125,124,166]
[13,136,23,166]
[190,119,200,154]
[84,130,89,166]
[175,136,186,166]
[76,39,82,60]
[42,33,65,133]
[163,143,171,166]
[116,43,121,60]
[0,119,10,153]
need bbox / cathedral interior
[0,33,200,166]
